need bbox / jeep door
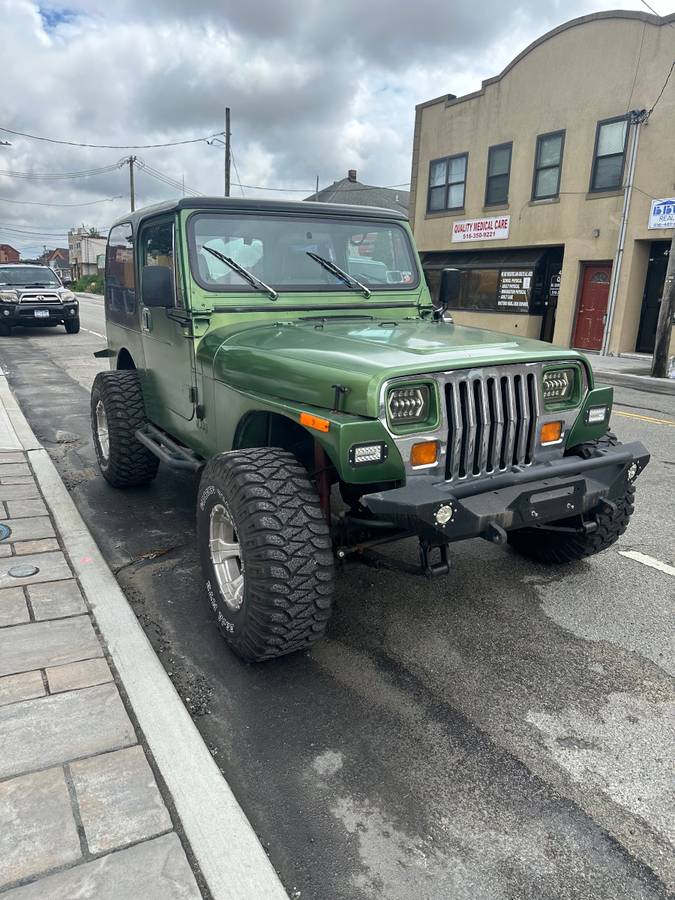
[138,217,196,423]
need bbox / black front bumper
[362,441,650,543]
[3,304,78,326]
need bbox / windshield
[0,266,61,287]
[188,213,419,294]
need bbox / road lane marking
[618,550,675,577]
[83,328,106,339]
[614,410,675,427]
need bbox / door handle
[142,308,152,332]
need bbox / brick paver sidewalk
[0,434,201,894]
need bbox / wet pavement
[1,295,673,899]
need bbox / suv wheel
[508,433,635,564]
[197,448,335,661]
[65,317,80,334]
[90,371,159,487]
[0,324,12,337]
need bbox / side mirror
[433,267,461,321]
[142,265,173,308]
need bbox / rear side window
[141,220,181,307]
[105,224,136,325]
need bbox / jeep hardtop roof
[111,196,409,234]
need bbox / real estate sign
[648,198,675,230]
[451,215,510,243]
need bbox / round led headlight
[543,368,575,404]
[387,384,431,423]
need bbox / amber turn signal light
[540,421,563,445]
[410,440,439,467]
[299,412,330,433]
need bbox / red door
[572,264,611,350]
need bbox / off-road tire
[65,317,80,334]
[0,324,12,337]
[508,432,635,564]
[197,448,335,662]
[90,370,159,488]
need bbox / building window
[427,153,468,212]
[485,143,512,205]
[590,117,628,192]
[532,130,565,200]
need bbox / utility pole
[601,109,647,356]
[224,108,231,198]
[651,233,675,377]
[128,155,136,211]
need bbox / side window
[105,223,136,324]
[532,131,565,200]
[590,118,628,192]
[141,221,177,307]
[427,154,467,213]
[485,143,512,206]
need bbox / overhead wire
[0,126,226,150]
[230,147,245,197]
[646,58,675,116]
[0,162,124,180]
[0,195,123,207]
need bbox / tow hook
[484,523,508,545]
[419,540,450,577]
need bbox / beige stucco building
[410,10,675,357]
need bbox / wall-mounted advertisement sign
[497,269,532,310]
[451,215,510,243]
[648,198,675,230]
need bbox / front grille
[445,369,538,480]
[19,293,61,304]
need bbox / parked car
[90,198,649,662]
[0,264,80,335]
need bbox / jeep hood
[202,317,585,417]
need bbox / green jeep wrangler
[91,198,649,661]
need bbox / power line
[228,180,411,194]
[0,221,108,236]
[646,59,675,116]
[639,0,675,26]
[230,147,245,198]
[0,195,123,208]
[0,126,226,150]
[138,161,203,197]
[0,162,123,180]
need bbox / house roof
[305,172,409,214]
[111,196,408,232]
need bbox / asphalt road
[2,294,674,900]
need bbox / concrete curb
[1,375,288,900]
[592,369,675,396]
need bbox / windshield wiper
[203,246,278,301]
[306,252,371,299]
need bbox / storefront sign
[498,269,532,310]
[549,272,561,298]
[451,215,510,243]
[648,198,675,230]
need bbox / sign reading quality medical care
[648,198,675,230]
[451,215,510,243]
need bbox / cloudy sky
[0,0,666,256]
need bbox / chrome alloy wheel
[209,503,244,611]
[95,400,110,461]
